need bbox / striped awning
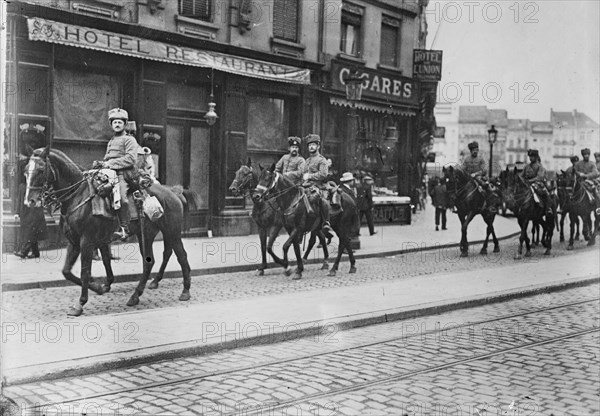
[329,97,416,117]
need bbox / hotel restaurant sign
[27,17,311,85]
[331,61,419,107]
[412,49,443,81]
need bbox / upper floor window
[273,0,299,42]
[341,3,363,57]
[179,0,212,21]
[380,16,400,67]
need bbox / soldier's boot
[113,205,131,241]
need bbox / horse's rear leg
[127,233,156,307]
[256,228,268,276]
[267,226,287,270]
[559,213,566,242]
[302,231,317,261]
[291,240,303,280]
[98,244,115,292]
[316,230,329,270]
[171,237,191,300]
[68,240,101,316]
[149,240,172,289]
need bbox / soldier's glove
[92,160,105,169]
[303,173,309,181]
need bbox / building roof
[488,109,508,127]
[508,118,530,130]
[531,121,553,133]
[551,109,599,129]
[459,106,488,123]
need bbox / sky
[425,0,600,123]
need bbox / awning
[329,97,416,117]
[27,17,311,85]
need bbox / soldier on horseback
[594,152,600,172]
[574,148,600,213]
[92,108,138,241]
[522,149,553,216]
[566,155,579,176]
[461,141,494,211]
[275,136,306,185]
[301,134,334,239]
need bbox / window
[380,16,400,67]
[247,96,290,153]
[273,0,299,42]
[179,0,212,21]
[340,3,363,56]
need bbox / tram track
[23,296,599,411]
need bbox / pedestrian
[14,124,48,259]
[431,178,449,231]
[339,172,359,237]
[357,175,377,236]
[92,108,138,241]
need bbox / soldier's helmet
[527,149,539,158]
[570,155,579,163]
[108,108,129,122]
[288,136,301,147]
[305,134,321,145]
[581,148,591,156]
[467,141,479,151]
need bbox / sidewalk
[2,246,598,385]
[1,208,520,290]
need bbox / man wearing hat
[275,136,305,186]
[461,141,494,209]
[574,148,600,211]
[339,172,360,237]
[302,134,333,238]
[356,175,376,236]
[93,108,138,241]
[565,155,579,177]
[522,149,553,216]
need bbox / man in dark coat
[431,177,449,231]
[14,124,48,258]
[339,172,359,237]
[357,175,376,236]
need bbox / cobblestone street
[4,285,599,416]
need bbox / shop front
[3,13,314,247]
[320,60,420,224]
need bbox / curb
[4,273,597,386]
[1,232,522,292]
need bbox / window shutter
[179,0,212,21]
[273,0,298,41]
[380,23,398,66]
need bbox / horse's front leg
[281,229,299,278]
[98,244,115,292]
[316,230,329,270]
[291,236,303,281]
[460,212,476,257]
[567,212,576,250]
[62,242,82,287]
[266,224,286,269]
[68,239,98,316]
[522,218,532,257]
[127,231,155,307]
[256,227,268,276]
[559,212,566,242]
[302,230,317,261]
[170,235,191,301]
[585,214,596,246]
[149,240,172,289]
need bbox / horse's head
[24,147,53,208]
[252,163,277,202]
[229,158,257,196]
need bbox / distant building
[506,119,530,166]
[432,102,459,166]
[551,109,600,172]
[530,121,553,172]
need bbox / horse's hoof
[493,246,500,253]
[321,262,329,270]
[284,267,293,277]
[587,240,596,246]
[514,255,522,260]
[149,281,159,290]
[179,292,191,301]
[349,266,357,274]
[126,296,139,307]
[90,283,105,295]
[255,269,265,276]
[327,270,337,277]
[67,304,83,317]
[479,248,487,255]
[544,249,551,255]
[103,285,111,293]
[460,251,468,258]
[524,251,532,258]
[292,273,302,280]
[567,245,574,251]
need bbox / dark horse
[556,171,581,243]
[498,168,554,258]
[24,148,191,316]
[560,170,598,250]
[253,165,357,279]
[228,162,330,275]
[443,165,501,257]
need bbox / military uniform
[303,134,333,238]
[522,149,552,215]
[574,149,600,210]
[461,154,487,177]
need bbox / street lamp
[344,68,364,250]
[488,125,498,178]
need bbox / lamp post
[344,68,364,250]
[488,124,498,178]
[204,68,218,126]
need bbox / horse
[24,148,192,316]
[253,165,357,279]
[443,166,501,257]
[560,170,598,249]
[498,168,554,258]
[556,171,581,242]
[228,161,330,275]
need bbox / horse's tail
[169,185,201,213]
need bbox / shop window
[273,0,299,42]
[247,96,290,153]
[179,0,212,21]
[380,17,400,67]
[340,4,363,57]
[17,64,48,117]
[53,67,122,141]
[167,83,205,111]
